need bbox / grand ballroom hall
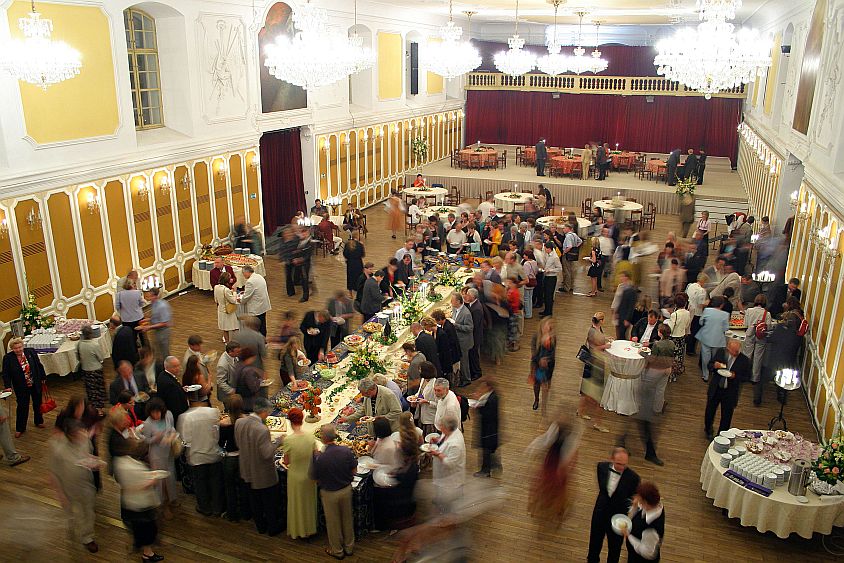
[1,0,844,561]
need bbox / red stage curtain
[465,90,742,165]
[474,41,660,76]
[259,127,305,234]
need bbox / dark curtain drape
[465,90,742,165]
[474,41,660,76]
[259,127,305,234]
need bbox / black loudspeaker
[781,45,791,54]
[410,42,419,95]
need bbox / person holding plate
[429,415,466,513]
[704,338,751,440]
[299,310,332,364]
[622,481,665,563]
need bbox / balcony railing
[466,72,746,99]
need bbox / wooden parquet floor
[0,205,839,563]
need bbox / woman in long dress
[282,408,317,539]
[343,238,365,293]
[530,317,557,414]
[578,312,611,432]
[387,194,404,239]
[78,326,107,411]
[664,293,691,382]
[141,398,179,518]
[214,272,240,343]
[527,418,582,529]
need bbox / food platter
[265,416,287,431]
[611,514,633,535]
[344,334,365,348]
[420,443,439,453]
[297,358,311,367]
[362,322,383,333]
[287,380,311,391]
[183,384,202,392]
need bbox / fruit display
[362,322,382,333]
[213,244,233,255]
[729,312,746,329]
[223,254,258,268]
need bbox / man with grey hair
[237,316,266,371]
[241,265,271,336]
[235,396,283,536]
[433,378,461,432]
[216,340,241,402]
[464,288,485,381]
[704,338,751,440]
[451,292,474,386]
[155,355,188,422]
[139,287,172,359]
[312,424,357,558]
[429,414,466,512]
[338,377,401,432]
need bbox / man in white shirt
[215,340,240,402]
[477,195,496,221]
[685,273,709,355]
[446,227,467,254]
[178,401,225,516]
[429,415,465,513]
[540,242,562,316]
[432,378,462,431]
[599,227,616,279]
[241,267,271,336]
[395,238,416,262]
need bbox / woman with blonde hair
[214,271,239,343]
[279,336,307,387]
[579,312,611,432]
[530,317,557,413]
[586,236,603,297]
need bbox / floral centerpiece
[411,137,428,166]
[398,291,425,325]
[345,341,389,381]
[19,280,53,335]
[437,269,461,287]
[375,330,398,346]
[811,424,844,494]
[297,387,323,422]
[506,192,522,199]
[675,176,696,197]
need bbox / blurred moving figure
[527,417,582,528]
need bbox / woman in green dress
[282,408,318,539]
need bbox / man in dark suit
[535,138,547,176]
[360,270,386,321]
[705,339,751,440]
[431,311,459,382]
[630,310,662,346]
[587,447,641,563]
[680,148,697,180]
[696,149,707,185]
[596,143,608,180]
[666,148,681,186]
[473,378,500,477]
[411,322,442,377]
[768,278,802,317]
[108,360,150,405]
[465,288,486,381]
[155,356,188,424]
[613,272,638,340]
[110,316,139,367]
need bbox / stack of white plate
[773,467,785,486]
[713,436,731,453]
[734,445,747,457]
[719,430,736,445]
[720,453,733,468]
[763,473,777,488]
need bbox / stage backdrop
[260,127,305,233]
[465,90,743,165]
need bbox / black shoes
[645,454,664,466]
[532,401,539,410]
[142,554,164,562]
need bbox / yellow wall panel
[194,162,213,245]
[174,167,195,253]
[0,210,21,322]
[78,187,109,287]
[163,265,180,293]
[13,200,52,309]
[763,34,781,115]
[245,154,261,224]
[130,176,155,269]
[93,293,114,322]
[47,193,83,297]
[152,173,176,262]
[230,155,245,223]
[212,160,230,239]
[184,258,195,283]
[7,2,119,144]
[105,180,132,277]
[66,303,88,320]
[377,32,402,100]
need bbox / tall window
[124,8,163,129]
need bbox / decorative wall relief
[198,14,248,123]
[813,4,843,149]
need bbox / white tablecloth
[536,216,591,237]
[192,256,266,291]
[39,330,113,376]
[601,340,645,416]
[311,215,345,229]
[404,187,448,204]
[494,192,534,212]
[425,205,460,217]
[595,200,644,221]
[700,437,844,539]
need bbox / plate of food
[0,391,12,399]
[288,380,311,391]
[344,334,365,348]
[148,470,171,480]
[359,415,375,423]
[420,443,439,453]
[265,416,286,431]
[717,369,733,378]
[325,352,339,364]
[425,433,441,443]
[631,342,642,348]
[407,396,421,404]
[357,456,377,470]
[134,391,150,402]
[362,322,383,333]
[259,379,273,387]
[611,514,633,536]
[297,358,311,367]
[183,384,202,392]
[640,347,651,354]
[307,328,320,336]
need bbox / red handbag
[40,381,57,414]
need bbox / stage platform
[408,144,748,217]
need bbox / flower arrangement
[398,291,425,325]
[375,330,398,346]
[675,176,696,197]
[426,285,441,302]
[436,269,461,287]
[812,429,844,486]
[297,387,323,420]
[411,137,428,163]
[345,341,389,381]
[19,279,53,335]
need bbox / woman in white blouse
[623,481,665,562]
[412,362,438,437]
[664,294,691,382]
[742,294,771,389]
[214,271,239,343]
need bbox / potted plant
[411,137,428,171]
[810,422,844,495]
[298,387,323,423]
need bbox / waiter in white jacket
[430,415,466,513]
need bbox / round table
[700,436,844,538]
[426,205,461,218]
[459,148,498,169]
[404,186,448,204]
[594,200,644,222]
[39,328,113,376]
[536,216,591,237]
[646,160,666,174]
[523,146,563,164]
[550,156,582,175]
[494,192,534,212]
[192,255,266,291]
[610,152,637,169]
[600,339,646,416]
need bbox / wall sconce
[159,176,171,196]
[815,225,841,260]
[796,202,809,223]
[216,160,228,179]
[140,274,162,292]
[789,191,799,210]
[0,217,8,239]
[137,180,149,201]
[180,174,191,191]
[250,154,260,170]
[86,192,101,214]
[325,197,341,214]
[26,207,42,230]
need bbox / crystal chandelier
[423,2,481,80]
[264,1,364,90]
[588,21,608,73]
[566,12,595,75]
[0,1,82,90]
[494,0,536,77]
[654,0,771,99]
[346,0,375,75]
[537,0,570,76]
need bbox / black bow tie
[610,469,622,475]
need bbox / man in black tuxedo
[535,138,547,176]
[410,323,442,378]
[704,339,751,440]
[680,148,698,180]
[587,447,641,563]
[596,143,607,180]
[155,356,188,424]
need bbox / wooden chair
[582,197,593,218]
[549,161,563,177]
[484,190,494,202]
[446,186,460,205]
[629,209,643,231]
[515,146,523,166]
[469,154,482,170]
[655,164,667,183]
[498,150,507,169]
[642,202,656,230]
[405,213,420,235]
[449,151,457,168]
[569,161,583,179]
